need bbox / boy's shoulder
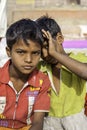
[0,60,12,83]
[0,60,9,72]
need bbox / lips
[23,65,33,70]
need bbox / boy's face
[42,40,58,65]
[6,39,41,75]
[42,38,64,65]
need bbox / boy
[36,15,87,130]
[0,19,51,130]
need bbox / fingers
[41,29,57,56]
[42,29,52,41]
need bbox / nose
[24,54,32,63]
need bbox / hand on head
[42,29,58,56]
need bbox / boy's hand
[42,29,58,57]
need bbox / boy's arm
[51,52,87,80]
[42,30,87,80]
[29,112,45,130]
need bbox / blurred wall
[7,0,87,40]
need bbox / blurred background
[7,0,87,40]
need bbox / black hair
[6,18,44,50]
[36,15,62,39]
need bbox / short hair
[36,15,61,39]
[6,18,44,50]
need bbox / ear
[6,47,11,57]
[56,33,64,45]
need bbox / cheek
[11,55,24,66]
[33,56,40,64]
[12,59,21,67]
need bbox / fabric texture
[0,125,31,130]
[43,109,87,130]
[84,93,87,115]
[38,53,87,117]
[38,52,87,130]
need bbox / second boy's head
[36,15,64,65]
[6,19,44,75]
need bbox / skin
[42,29,87,82]
[6,39,45,130]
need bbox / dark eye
[33,51,41,55]
[17,50,25,54]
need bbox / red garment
[84,93,87,116]
[0,60,51,128]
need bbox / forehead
[13,39,41,50]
